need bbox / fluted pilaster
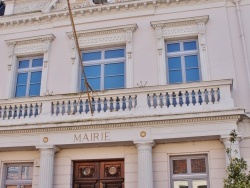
[135,140,155,188]
[37,145,60,188]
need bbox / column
[221,136,241,166]
[135,140,155,188]
[37,145,60,188]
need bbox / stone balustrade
[0,79,235,126]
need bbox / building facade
[0,0,250,188]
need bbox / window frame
[81,46,126,91]
[4,163,33,188]
[166,39,201,84]
[170,155,210,188]
[15,56,43,98]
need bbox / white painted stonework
[0,0,250,188]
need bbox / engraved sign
[74,132,111,143]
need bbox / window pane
[82,51,101,61]
[105,49,124,59]
[30,71,42,83]
[21,166,33,179]
[29,84,41,96]
[186,69,200,82]
[192,180,207,188]
[167,43,180,52]
[173,180,188,188]
[82,78,100,91]
[168,57,181,70]
[7,166,19,180]
[173,160,187,174]
[191,158,206,173]
[32,58,43,67]
[17,73,28,85]
[169,70,182,84]
[19,60,29,69]
[16,85,27,97]
[105,63,124,76]
[84,66,101,78]
[184,41,197,51]
[104,75,124,89]
[185,55,198,68]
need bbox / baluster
[176,92,181,107]
[201,89,206,105]
[147,94,152,108]
[109,97,114,112]
[103,98,107,112]
[0,106,2,119]
[169,92,174,108]
[214,88,220,104]
[57,102,62,116]
[75,101,80,115]
[82,100,87,114]
[207,88,213,105]
[10,105,15,119]
[193,90,199,106]
[123,96,128,111]
[85,99,90,114]
[182,91,187,107]
[153,94,157,108]
[97,98,101,113]
[128,96,133,110]
[32,104,37,118]
[117,97,122,111]
[52,102,56,116]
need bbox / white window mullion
[101,64,104,90]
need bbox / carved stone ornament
[0,0,201,28]
[5,34,55,56]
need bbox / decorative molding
[151,15,210,85]
[5,34,55,98]
[0,0,207,28]
[13,1,50,14]
[0,115,241,135]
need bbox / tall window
[81,47,125,91]
[15,58,43,98]
[4,163,33,188]
[170,155,209,188]
[166,40,200,84]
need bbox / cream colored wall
[0,150,40,188]
[49,140,225,188]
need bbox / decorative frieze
[0,0,206,28]
[13,1,50,14]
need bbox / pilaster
[36,145,60,188]
[134,140,155,188]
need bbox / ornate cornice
[0,115,241,135]
[150,15,209,28]
[0,0,210,28]
[66,24,137,38]
[5,34,55,46]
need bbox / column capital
[36,145,60,153]
[134,140,155,149]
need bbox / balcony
[0,79,236,128]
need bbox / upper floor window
[15,58,43,98]
[4,163,33,188]
[166,40,200,84]
[0,2,5,16]
[81,47,125,91]
[170,155,209,188]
